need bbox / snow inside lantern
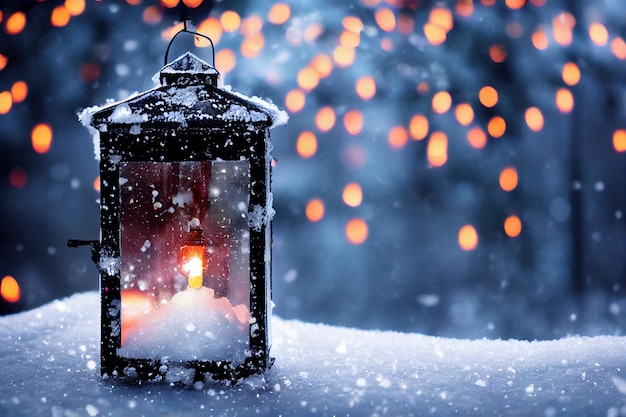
[74,43,287,382]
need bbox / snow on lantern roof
[78,52,288,159]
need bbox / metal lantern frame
[75,44,277,383]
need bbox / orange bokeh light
[316,106,336,132]
[215,48,236,74]
[356,76,376,100]
[241,32,265,59]
[346,218,368,245]
[93,176,101,192]
[611,37,626,60]
[297,66,320,91]
[375,8,396,32]
[65,0,86,16]
[552,12,575,47]
[1,275,20,303]
[333,45,356,68]
[505,0,525,9]
[11,81,27,103]
[0,54,7,70]
[343,183,363,207]
[524,107,544,132]
[432,91,452,114]
[311,54,333,78]
[456,0,474,17]
[388,126,408,149]
[397,14,414,35]
[0,91,13,114]
[562,62,580,86]
[221,10,241,32]
[306,198,325,222]
[467,127,487,149]
[613,129,626,153]
[479,85,498,108]
[555,88,574,113]
[458,225,478,251]
[423,22,447,46]
[197,17,222,47]
[427,131,448,167]
[296,131,318,158]
[589,22,608,46]
[499,167,518,192]
[531,29,549,50]
[268,3,291,25]
[240,15,263,36]
[409,114,429,140]
[429,7,453,32]
[340,30,360,48]
[504,215,522,238]
[489,44,507,63]
[6,12,26,35]
[487,116,506,138]
[32,123,53,154]
[285,89,306,113]
[142,6,162,24]
[344,110,364,135]
[454,103,474,126]
[161,0,179,8]
[342,16,364,33]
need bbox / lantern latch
[67,239,101,267]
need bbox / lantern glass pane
[117,160,251,362]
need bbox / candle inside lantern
[178,228,207,290]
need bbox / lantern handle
[164,20,216,69]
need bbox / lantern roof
[79,52,288,145]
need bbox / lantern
[72,34,287,382]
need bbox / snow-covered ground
[1,292,625,417]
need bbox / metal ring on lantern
[163,20,217,70]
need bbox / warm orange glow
[427,131,448,167]
[32,123,53,154]
[268,3,291,25]
[0,54,7,70]
[388,126,408,149]
[489,44,507,63]
[467,127,487,149]
[505,0,525,9]
[613,129,626,153]
[362,0,382,5]
[343,183,363,207]
[65,0,86,16]
[121,290,155,346]
[432,91,452,114]
[297,66,320,91]
[499,167,518,192]
[346,218,368,245]
[215,48,236,74]
[589,22,608,46]
[561,62,580,86]
[315,106,336,132]
[525,107,544,132]
[429,7,453,32]
[555,88,574,113]
[342,16,364,33]
[11,81,27,103]
[6,12,26,35]
[220,10,241,32]
[454,103,474,126]
[458,225,478,251]
[160,0,179,8]
[142,6,162,24]
[375,8,396,32]
[0,91,12,115]
[340,30,361,48]
[182,0,203,7]
[125,0,142,5]
[311,54,333,78]
[285,89,306,113]
[531,29,549,50]
[417,81,430,94]
[1,275,20,303]
[333,45,356,68]
[197,17,222,47]
[344,110,364,135]
[552,13,575,47]
[409,114,429,140]
[241,32,265,59]
[9,168,27,188]
[479,86,498,108]
[296,131,318,158]
[240,15,263,36]
[305,198,324,222]
[611,37,626,60]
[93,176,101,192]
[423,22,447,46]
[456,0,474,17]
[481,0,495,5]
[504,215,522,238]
[487,116,506,138]
[51,5,71,27]
[397,14,414,35]
[530,0,546,5]
[356,76,376,100]
[304,23,324,43]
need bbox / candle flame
[184,256,203,289]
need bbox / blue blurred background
[0,0,625,340]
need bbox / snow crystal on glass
[99,256,120,275]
